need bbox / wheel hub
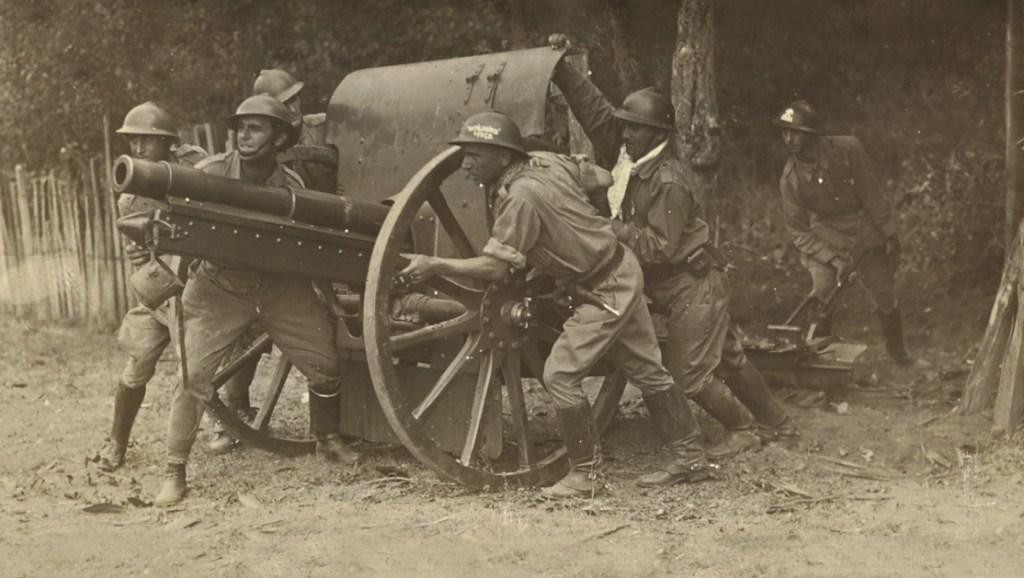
[480,272,535,352]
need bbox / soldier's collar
[634,140,670,180]
[496,159,528,191]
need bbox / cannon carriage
[115,47,861,490]
[115,48,632,490]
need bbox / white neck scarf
[607,140,667,219]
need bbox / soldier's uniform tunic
[483,152,675,409]
[779,135,899,313]
[165,150,341,463]
[115,143,207,389]
[280,113,335,193]
[554,64,747,397]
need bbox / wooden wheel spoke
[521,342,547,387]
[211,334,272,388]
[428,186,477,259]
[391,310,480,352]
[413,333,483,421]
[460,348,504,465]
[417,275,484,308]
[253,358,292,432]
[502,351,534,467]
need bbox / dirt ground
[2,304,1024,578]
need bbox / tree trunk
[498,0,531,50]
[671,0,720,228]
[1005,0,1022,254]
[606,0,645,93]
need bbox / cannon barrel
[111,155,390,235]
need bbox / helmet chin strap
[236,135,276,161]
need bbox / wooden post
[1006,0,1022,254]
[104,112,127,323]
[961,224,1021,413]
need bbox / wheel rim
[205,339,315,457]
[364,146,626,490]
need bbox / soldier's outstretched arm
[399,254,508,283]
[549,34,620,163]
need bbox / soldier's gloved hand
[884,235,902,258]
[125,243,150,267]
[548,33,572,50]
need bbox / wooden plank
[962,220,1024,413]
[994,281,1024,433]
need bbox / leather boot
[98,383,146,472]
[154,463,187,507]
[638,386,712,487]
[718,363,790,431]
[208,356,260,454]
[542,402,604,498]
[879,307,932,369]
[310,389,359,464]
[693,378,761,461]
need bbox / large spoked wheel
[364,146,627,490]
[204,335,315,457]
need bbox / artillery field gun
[114,47,861,490]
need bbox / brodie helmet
[116,102,178,139]
[773,101,822,134]
[449,110,528,155]
[228,94,300,149]
[612,88,674,130]
[253,69,304,103]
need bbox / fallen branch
[916,415,944,427]
[815,455,868,470]
[818,465,895,481]
[577,523,630,544]
[767,495,839,513]
[349,476,412,490]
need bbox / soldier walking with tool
[401,111,713,497]
[155,95,358,506]
[96,102,207,472]
[774,101,929,369]
[549,36,793,459]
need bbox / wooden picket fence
[0,118,223,327]
[0,156,134,327]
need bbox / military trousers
[166,263,341,464]
[545,248,676,410]
[648,267,747,398]
[801,245,898,313]
[116,299,176,389]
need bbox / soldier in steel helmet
[774,100,929,368]
[549,34,794,461]
[96,102,207,472]
[401,111,713,497]
[251,68,334,191]
[155,95,358,506]
[206,68,338,454]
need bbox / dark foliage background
[0,0,1008,318]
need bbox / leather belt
[577,243,625,289]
